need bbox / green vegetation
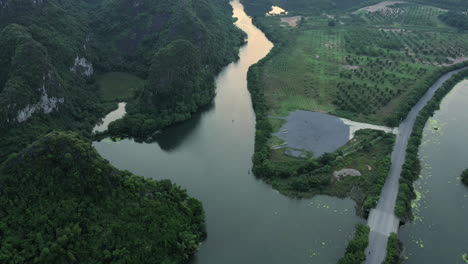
[395,69,468,219]
[461,169,468,186]
[245,0,468,217]
[247,19,395,214]
[0,0,245,160]
[97,72,144,102]
[440,11,468,31]
[0,0,245,260]
[384,233,401,264]
[0,132,205,263]
[266,130,394,214]
[249,3,468,126]
[408,0,468,10]
[242,0,369,16]
[103,0,246,139]
[337,224,370,264]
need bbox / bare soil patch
[441,57,468,67]
[356,1,406,13]
[343,65,360,70]
[280,16,302,27]
[334,169,362,181]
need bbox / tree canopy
[0,132,206,263]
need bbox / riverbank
[93,1,363,263]
[245,0,468,214]
[398,77,468,264]
[249,50,395,214]
[395,68,468,220]
[246,9,398,217]
[270,110,397,158]
[364,67,468,264]
[243,3,468,262]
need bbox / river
[93,0,362,263]
[399,80,468,264]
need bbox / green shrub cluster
[337,224,370,264]
[362,156,392,212]
[461,169,468,186]
[395,68,468,219]
[384,233,400,264]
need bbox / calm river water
[93,1,362,263]
[399,80,468,264]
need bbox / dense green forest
[0,132,205,263]
[0,0,243,262]
[103,0,245,138]
[0,0,244,159]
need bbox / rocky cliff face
[0,24,66,127]
[14,72,65,123]
[70,56,94,77]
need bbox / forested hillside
[105,0,245,138]
[0,0,242,262]
[0,132,206,263]
[0,0,244,160]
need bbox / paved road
[365,67,468,264]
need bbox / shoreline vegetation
[395,69,468,220]
[384,233,401,264]
[243,2,468,262]
[248,36,396,217]
[0,0,247,262]
[243,0,468,218]
[337,224,370,264]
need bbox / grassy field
[248,1,468,211]
[256,2,468,126]
[97,72,145,102]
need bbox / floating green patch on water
[411,190,423,210]
[413,238,425,248]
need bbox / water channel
[399,80,468,264]
[93,1,362,263]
